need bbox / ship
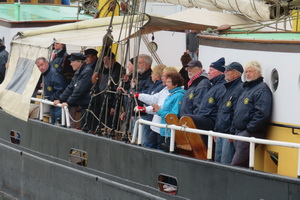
[1,0,300,199]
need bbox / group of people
[36,43,104,128]
[133,55,272,168]
[34,41,272,168]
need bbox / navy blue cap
[210,57,225,72]
[224,62,244,73]
[84,49,98,56]
[186,60,202,68]
[69,53,86,61]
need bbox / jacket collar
[210,74,225,86]
[43,65,52,75]
[224,77,242,89]
[243,77,263,88]
[0,45,5,52]
[138,68,152,80]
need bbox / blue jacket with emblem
[194,74,226,121]
[214,77,244,134]
[179,73,211,117]
[158,87,185,137]
[59,64,93,107]
[233,77,272,137]
[50,49,68,72]
[43,65,67,101]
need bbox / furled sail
[149,0,273,21]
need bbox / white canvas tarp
[0,44,47,121]
[150,0,272,21]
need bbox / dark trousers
[144,130,161,149]
[231,130,250,167]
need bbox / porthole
[158,174,178,195]
[10,130,21,145]
[271,68,279,92]
[69,148,88,167]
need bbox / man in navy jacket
[54,53,93,128]
[36,57,67,124]
[214,62,244,164]
[231,61,273,167]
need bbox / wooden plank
[165,113,193,155]
[180,116,207,160]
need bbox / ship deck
[0,3,92,22]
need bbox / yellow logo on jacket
[244,98,249,104]
[208,97,214,104]
[226,100,232,107]
[189,93,194,99]
[47,86,52,91]
[54,64,59,68]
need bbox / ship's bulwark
[0,110,300,199]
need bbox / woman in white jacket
[134,67,179,149]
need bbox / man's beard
[137,68,144,74]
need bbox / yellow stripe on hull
[255,125,300,178]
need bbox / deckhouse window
[10,130,21,144]
[158,174,178,195]
[271,68,279,92]
[69,148,88,167]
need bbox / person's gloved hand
[134,106,146,113]
[131,92,139,98]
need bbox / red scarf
[187,70,202,88]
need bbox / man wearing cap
[54,53,93,128]
[84,48,98,70]
[86,50,123,132]
[35,57,67,124]
[231,61,272,167]
[179,60,211,117]
[214,62,244,164]
[0,39,8,84]
[184,57,226,146]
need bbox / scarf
[187,70,202,88]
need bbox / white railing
[132,118,300,177]
[31,97,71,128]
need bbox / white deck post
[64,106,70,128]
[249,138,255,169]
[39,102,43,121]
[61,107,65,126]
[137,123,143,146]
[207,135,213,160]
[131,121,139,144]
[170,128,175,152]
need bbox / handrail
[30,97,70,128]
[270,122,300,135]
[133,118,300,178]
